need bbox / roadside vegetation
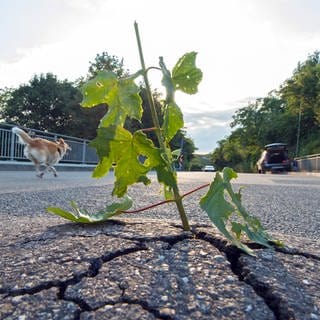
[211,51,320,172]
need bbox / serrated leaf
[200,172,236,241]
[200,167,277,255]
[47,195,133,223]
[81,71,143,127]
[92,157,114,178]
[118,79,143,121]
[155,164,177,190]
[81,71,117,108]
[159,56,175,103]
[242,225,273,249]
[90,126,162,197]
[223,166,238,181]
[172,52,203,94]
[162,102,184,142]
[99,104,127,128]
[231,222,243,239]
[113,130,162,196]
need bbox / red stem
[181,183,210,199]
[122,183,210,214]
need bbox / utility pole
[295,102,302,157]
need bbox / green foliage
[47,196,133,223]
[48,24,277,255]
[81,71,143,127]
[90,126,161,196]
[200,168,276,255]
[172,52,203,94]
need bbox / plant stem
[134,21,190,231]
[181,183,210,199]
[122,183,210,214]
[134,22,163,148]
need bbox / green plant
[48,22,280,255]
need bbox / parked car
[202,165,216,172]
[257,143,291,173]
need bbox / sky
[1,0,320,153]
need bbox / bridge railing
[294,153,320,172]
[0,123,98,164]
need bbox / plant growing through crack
[48,22,280,255]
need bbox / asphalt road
[0,170,319,240]
[1,170,319,192]
[1,170,319,319]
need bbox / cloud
[182,107,238,153]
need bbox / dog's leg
[37,171,44,178]
[28,153,43,178]
[36,163,44,178]
[48,166,58,177]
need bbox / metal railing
[0,123,98,165]
[294,153,320,172]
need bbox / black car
[257,143,291,173]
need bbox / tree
[0,73,103,139]
[2,74,76,131]
[279,51,320,155]
[87,52,129,79]
[0,87,13,120]
[280,51,320,124]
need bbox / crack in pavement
[194,229,320,320]
[275,246,320,261]
[1,245,146,298]
[1,221,319,319]
[66,233,274,319]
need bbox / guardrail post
[82,141,86,164]
[10,130,16,160]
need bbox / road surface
[0,170,319,240]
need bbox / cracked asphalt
[0,171,319,319]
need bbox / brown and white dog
[12,127,70,178]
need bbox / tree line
[0,52,196,169]
[211,51,320,172]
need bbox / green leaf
[113,130,162,196]
[200,172,236,241]
[155,164,177,191]
[172,52,203,94]
[81,71,143,127]
[159,56,175,103]
[200,168,276,255]
[47,195,133,223]
[81,71,117,108]
[162,102,184,142]
[163,185,174,200]
[118,79,143,121]
[90,126,162,197]
[231,222,243,239]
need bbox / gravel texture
[1,171,320,319]
[1,178,319,240]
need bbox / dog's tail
[12,127,33,145]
